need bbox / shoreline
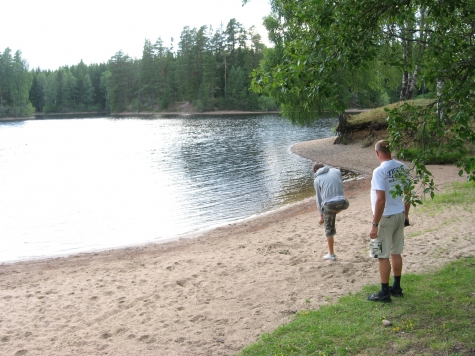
[1,137,473,355]
[0,108,369,122]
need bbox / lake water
[0,114,340,263]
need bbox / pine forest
[0,19,279,118]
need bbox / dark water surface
[0,114,343,262]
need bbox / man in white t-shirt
[367,140,410,303]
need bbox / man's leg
[378,258,391,284]
[390,213,405,294]
[391,254,403,293]
[391,254,402,276]
[368,219,393,302]
[323,208,337,256]
[327,236,335,255]
[367,257,392,302]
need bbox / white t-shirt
[371,159,407,216]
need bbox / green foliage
[44,72,59,113]
[3,15,269,117]
[0,48,34,117]
[398,147,463,165]
[239,257,475,356]
[257,95,278,111]
[249,0,422,125]
[107,51,138,112]
[226,66,248,109]
[28,61,104,114]
[82,74,94,110]
[388,95,475,201]
[100,70,112,113]
[246,0,475,204]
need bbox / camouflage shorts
[322,199,349,237]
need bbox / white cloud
[1,0,271,70]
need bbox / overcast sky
[1,0,272,71]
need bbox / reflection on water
[0,114,349,262]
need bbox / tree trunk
[407,65,419,100]
[400,70,408,101]
[437,79,445,123]
[333,113,349,144]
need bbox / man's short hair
[375,140,391,155]
[313,162,325,173]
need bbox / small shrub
[193,100,205,112]
[257,96,279,111]
[397,147,462,164]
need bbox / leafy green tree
[209,24,227,99]
[107,51,135,112]
[226,66,247,109]
[100,70,112,113]
[387,0,475,192]
[247,0,393,124]
[87,62,108,111]
[8,50,34,116]
[245,0,475,199]
[44,72,59,113]
[176,26,210,102]
[140,39,155,108]
[225,18,244,68]
[257,95,278,111]
[82,74,94,109]
[0,48,13,114]
[59,69,78,111]
[1,16,268,116]
[155,38,176,109]
[33,71,47,112]
[196,50,218,111]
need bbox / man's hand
[369,225,378,239]
[319,215,324,225]
[404,218,410,227]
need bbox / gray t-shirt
[314,166,346,213]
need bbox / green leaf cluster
[248,0,475,202]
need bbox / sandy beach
[1,136,474,356]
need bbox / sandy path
[1,137,473,356]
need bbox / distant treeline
[0,19,280,118]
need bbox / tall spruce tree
[9,50,33,116]
[0,48,13,111]
[107,51,135,112]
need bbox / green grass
[239,257,475,356]
[417,181,475,215]
[430,181,475,205]
[398,147,463,165]
[239,183,475,356]
[345,99,434,131]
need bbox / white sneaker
[323,253,336,261]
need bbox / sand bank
[1,137,473,356]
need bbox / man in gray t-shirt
[313,162,349,261]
